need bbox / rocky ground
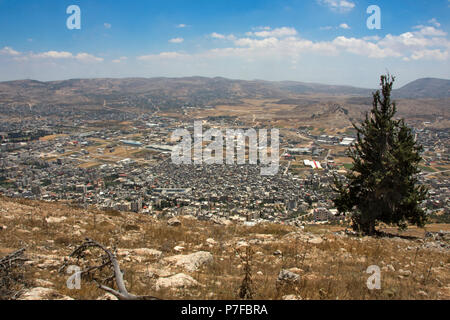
[0,196,449,300]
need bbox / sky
[0,0,449,88]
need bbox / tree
[333,74,428,235]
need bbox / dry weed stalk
[236,246,254,300]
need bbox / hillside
[395,78,450,99]
[0,196,449,300]
[0,77,448,112]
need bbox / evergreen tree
[333,74,428,235]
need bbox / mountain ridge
[0,77,448,110]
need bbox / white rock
[167,218,181,227]
[97,293,119,300]
[277,270,301,285]
[45,216,67,224]
[174,246,185,252]
[399,269,412,277]
[131,248,162,258]
[308,237,323,244]
[34,279,54,288]
[387,264,396,272]
[154,273,200,291]
[236,241,249,248]
[19,287,73,300]
[164,251,213,272]
[282,294,302,300]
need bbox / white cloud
[104,23,112,29]
[138,24,449,63]
[246,27,297,38]
[29,50,104,62]
[413,25,446,37]
[0,46,20,56]
[234,37,280,49]
[317,0,355,13]
[428,18,441,28]
[332,36,401,58]
[320,23,350,30]
[33,51,73,59]
[138,51,188,60]
[378,30,450,55]
[210,33,236,40]
[75,53,104,62]
[252,26,271,31]
[362,35,381,41]
[176,24,188,28]
[410,49,448,61]
[112,56,128,63]
[169,38,184,43]
[211,32,225,39]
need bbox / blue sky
[0,0,449,87]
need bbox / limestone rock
[45,216,67,224]
[282,294,302,300]
[164,251,213,272]
[277,269,301,286]
[167,218,181,227]
[19,287,73,300]
[154,273,200,291]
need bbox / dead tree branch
[59,238,160,300]
[0,248,29,300]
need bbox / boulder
[282,294,303,300]
[97,293,119,300]
[399,269,412,277]
[308,237,323,244]
[164,251,213,272]
[154,273,200,291]
[273,250,282,256]
[131,248,162,258]
[34,279,54,288]
[277,269,301,286]
[167,218,181,227]
[19,287,74,300]
[45,216,67,224]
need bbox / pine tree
[333,74,428,235]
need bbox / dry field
[0,196,449,300]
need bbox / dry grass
[0,195,449,300]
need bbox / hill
[395,78,450,99]
[0,77,448,111]
[0,196,449,300]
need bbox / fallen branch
[0,248,29,300]
[0,248,28,271]
[60,238,160,300]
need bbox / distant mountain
[0,77,448,111]
[394,78,450,99]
